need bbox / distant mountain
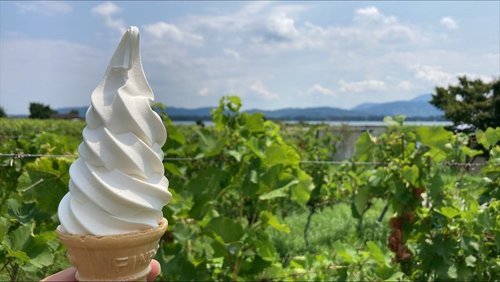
[351,102,377,111]
[56,106,214,120]
[247,107,364,120]
[410,94,433,102]
[165,107,213,116]
[352,94,442,117]
[56,94,443,121]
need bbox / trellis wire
[0,153,487,167]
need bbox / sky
[0,1,499,115]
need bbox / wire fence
[0,152,487,167]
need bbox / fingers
[43,260,160,282]
[147,259,161,281]
[41,267,77,282]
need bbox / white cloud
[307,84,335,96]
[412,65,453,86]
[352,7,420,45]
[456,73,496,83]
[91,2,126,34]
[91,1,119,17]
[267,12,299,39]
[250,81,279,99]
[354,6,397,24]
[15,1,72,15]
[249,5,422,53]
[338,79,387,93]
[143,22,203,46]
[4,2,495,113]
[440,16,458,30]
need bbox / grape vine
[0,100,498,281]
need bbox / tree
[0,106,6,118]
[430,76,499,131]
[29,102,55,119]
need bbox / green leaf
[289,256,307,269]
[164,118,186,146]
[254,236,276,261]
[439,207,460,219]
[469,241,480,251]
[4,224,32,251]
[188,198,211,220]
[227,96,242,112]
[195,129,224,157]
[2,224,53,266]
[354,187,370,215]
[212,99,225,131]
[368,168,386,187]
[260,211,290,233]
[477,127,500,149]
[164,162,183,178]
[259,183,294,200]
[206,217,244,243]
[355,131,376,161]
[416,126,453,161]
[246,137,264,158]
[465,255,477,267]
[250,170,258,184]
[210,240,227,258]
[17,157,70,214]
[26,233,55,267]
[264,144,300,167]
[227,150,242,162]
[334,243,355,263]
[383,116,401,127]
[0,217,9,242]
[428,174,444,204]
[4,249,30,263]
[366,241,386,266]
[291,179,311,205]
[242,113,265,133]
[402,165,419,186]
[259,167,295,194]
[447,265,457,279]
[460,146,483,158]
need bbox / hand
[41,259,161,281]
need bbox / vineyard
[0,96,499,281]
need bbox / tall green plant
[158,96,313,280]
[352,117,499,280]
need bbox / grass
[269,199,392,264]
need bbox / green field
[0,98,499,281]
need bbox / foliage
[29,102,55,119]
[156,96,313,280]
[352,116,499,280]
[0,119,81,280]
[0,107,6,118]
[0,99,499,281]
[430,76,500,131]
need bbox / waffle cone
[56,218,168,281]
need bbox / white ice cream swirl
[58,26,171,236]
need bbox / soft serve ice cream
[58,26,171,236]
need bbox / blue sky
[1,1,499,115]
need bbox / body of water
[173,120,453,127]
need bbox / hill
[56,94,444,121]
[352,94,442,117]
